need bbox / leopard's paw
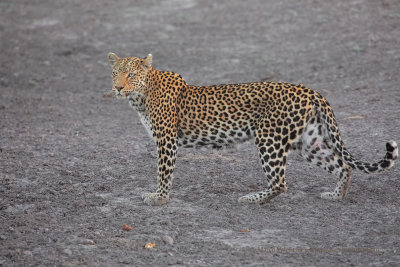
[239,188,283,205]
[321,192,343,201]
[238,192,272,205]
[141,192,169,206]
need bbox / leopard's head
[107,52,152,99]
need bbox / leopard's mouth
[113,89,134,99]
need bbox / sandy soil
[1,0,399,266]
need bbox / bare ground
[1,0,400,266]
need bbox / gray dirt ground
[1,0,400,266]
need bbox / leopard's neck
[128,92,153,139]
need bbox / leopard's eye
[127,73,135,78]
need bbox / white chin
[115,94,126,99]
[113,91,126,99]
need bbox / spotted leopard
[107,52,398,206]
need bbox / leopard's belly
[177,122,255,148]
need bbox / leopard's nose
[115,86,124,92]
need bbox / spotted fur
[107,53,398,205]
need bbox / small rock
[64,248,72,256]
[163,235,174,245]
[145,242,156,249]
[23,250,33,256]
[81,239,95,245]
[93,231,101,236]
[122,224,133,231]
[280,205,292,211]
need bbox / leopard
[107,52,398,206]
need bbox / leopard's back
[176,82,276,148]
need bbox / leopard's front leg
[142,134,178,206]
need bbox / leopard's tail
[312,93,398,174]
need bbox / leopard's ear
[142,54,152,69]
[107,52,120,68]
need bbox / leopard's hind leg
[238,120,288,204]
[238,107,312,204]
[298,115,353,200]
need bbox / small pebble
[81,239,95,245]
[64,248,72,256]
[163,235,174,245]
[23,251,33,256]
